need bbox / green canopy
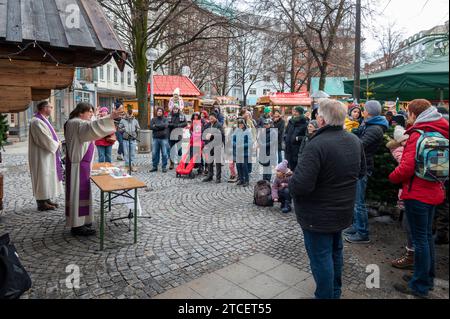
[343,55,449,101]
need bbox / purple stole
[34,113,63,182]
[65,142,95,218]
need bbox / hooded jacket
[355,115,389,173]
[119,114,140,140]
[389,107,449,205]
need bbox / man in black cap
[202,112,225,183]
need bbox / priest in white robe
[64,102,123,236]
[28,101,63,211]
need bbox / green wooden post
[100,191,105,251]
[134,188,138,244]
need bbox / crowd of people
[27,95,448,299]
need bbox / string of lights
[0,40,127,68]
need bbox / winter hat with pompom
[276,160,289,173]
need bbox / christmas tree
[366,125,400,215]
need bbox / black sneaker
[162,168,168,173]
[236,180,243,186]
[71,226,96,237]
[216,179,221,183]
[150,167,158,172]
[242,182,249,187]
[393,283,428,299]
[202,177,213,182]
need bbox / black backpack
[0,233,32,299]
[253,180,273,207]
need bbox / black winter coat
[203,121,225,157]
[289,125,366,233]
[284,116,308,169]
[168,112,187,142]
[150,116,169,139]
[273,118,285,149]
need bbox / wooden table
[90,174,146,250]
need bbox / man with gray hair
[344,100,389,244]
[290,99,366,299]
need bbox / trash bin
[138,129,152,153]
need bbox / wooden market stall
[125,75,202,125]
[0,0,128,211]
[256,92,312,118]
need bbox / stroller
[176,121,203,179]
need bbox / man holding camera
[119,106,140,172]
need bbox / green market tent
[343,55,449,101]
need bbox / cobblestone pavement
[0,142,448,299]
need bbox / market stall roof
[343,55,449,101]
[257,92,311,106]
[0,0,128,70]
[310,77,351,97]
[148,75,202,97]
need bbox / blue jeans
[303,229,343,299]
[123,140,137,167]
[97,145,112,163]
[352,175,369,239]
[278,149,283,164]
[404,199,436,296]
[152,138,168,169]
[115,131,124,156]
[236,160,249,183]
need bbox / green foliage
[366,126,399,206]
[0,113,8,149]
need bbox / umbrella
[311,90,330,98]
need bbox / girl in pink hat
[95,107,116,163]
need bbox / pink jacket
[271,171,293,200]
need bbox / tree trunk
[318,62,328,91]
[290,29,296,92]
[133,0,149,129]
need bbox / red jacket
[95,133,115,147]
[389,116,449,205]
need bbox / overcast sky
[363,0,449,58]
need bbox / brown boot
[169,160,174,170]
[391,249,414,270]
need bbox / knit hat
[364,100,382,116]
[391,114,406,128]
[264,106,271,114]
[100,107,109,113]
[173,88,180,95]
[393,126,409,143]
[294,106,305,115]
[276,160,289,173]
[263,118,273,125]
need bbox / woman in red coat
[95,107,116,163]
[389,99,449,298]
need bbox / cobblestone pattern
[0,151,447,299]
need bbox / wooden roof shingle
[0,0,128,70]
